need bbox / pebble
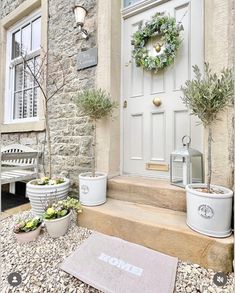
[0,211,234,293]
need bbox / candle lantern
[170,135,204,188]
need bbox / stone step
[108,176,186,212]
[78,198,234,272]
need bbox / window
[5,11,41,123]
[124,0,144,8]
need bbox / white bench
[1,144,41,210]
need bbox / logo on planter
[198,204,214,219]
[81,185,89,195]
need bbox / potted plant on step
[75,89,117,206]
[43,197,82,238]
[13,216,42,243]
[181,63,234,238]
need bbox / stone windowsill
[1,120,45,133]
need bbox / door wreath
[131,13,183,72]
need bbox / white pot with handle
[186,183,233,238]
[79,172,107,206]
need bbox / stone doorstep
[108,176,186,212]
[78,198,234,272]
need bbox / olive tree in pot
[75,89,117,206]
[181,63,234,238]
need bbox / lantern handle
[182,135,191,147]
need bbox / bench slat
[1,152,39,161]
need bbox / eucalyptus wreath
[131,13,183,72]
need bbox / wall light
[73,2,89,39]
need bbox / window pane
[14,63,23,91]
[24,58,34,88]
[124,0,143,7]
[21,24,31,53]
[23,89,33,118]
[33,87,39,117]
[34,56,41,85]
[14,92,23,119]
[32,17,41,50]
[12,30,21,59]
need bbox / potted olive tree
[43,197,82,238]
[181,63,234,238]
[75,89,117,206]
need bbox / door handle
[153,97,162,107]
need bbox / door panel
[122,0,204,178]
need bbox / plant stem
[92,120,96,177]
[207,125,212,193]
[45,100,52,178]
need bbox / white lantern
[74,6,87,30]
[170,135,204,188]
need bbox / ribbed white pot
[44,211,71,238]
[186,184,233,238]
[26,178,70,216]
[79,172,107,206]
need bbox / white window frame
[4,9,41,124]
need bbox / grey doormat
[60,232,178,293]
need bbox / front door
[122,0,204,179]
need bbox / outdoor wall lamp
[73,2,89,39]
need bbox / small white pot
[79,172,107,206]
[186,184,233,238]
[44,211,71,238]
[27,178,70,216]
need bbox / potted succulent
[43,197,82,238]
[181,63,234,238]
[75,89,117,206]
[13,216,42,243]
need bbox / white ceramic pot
[44,211,71,238]
[27,178,70,216]
[186,183,233,238]
[14,224,42,243]
[79,172,107,206]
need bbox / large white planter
[44,211,71,238]
[79,172,107,206]
[186,183,233,238]
[27,178,70,216]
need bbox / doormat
[60,232,178,293]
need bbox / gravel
[0,211,234,293]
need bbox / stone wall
[0,0,97,187]
[205,0,235,188]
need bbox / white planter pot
[27,178,70,216]
[44,211,71,238]
[79,172,107,206]
[186,183,233,238]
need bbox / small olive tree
[181,63,234,192]
[75,89,117,177]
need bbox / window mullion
[22,60,25,118]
